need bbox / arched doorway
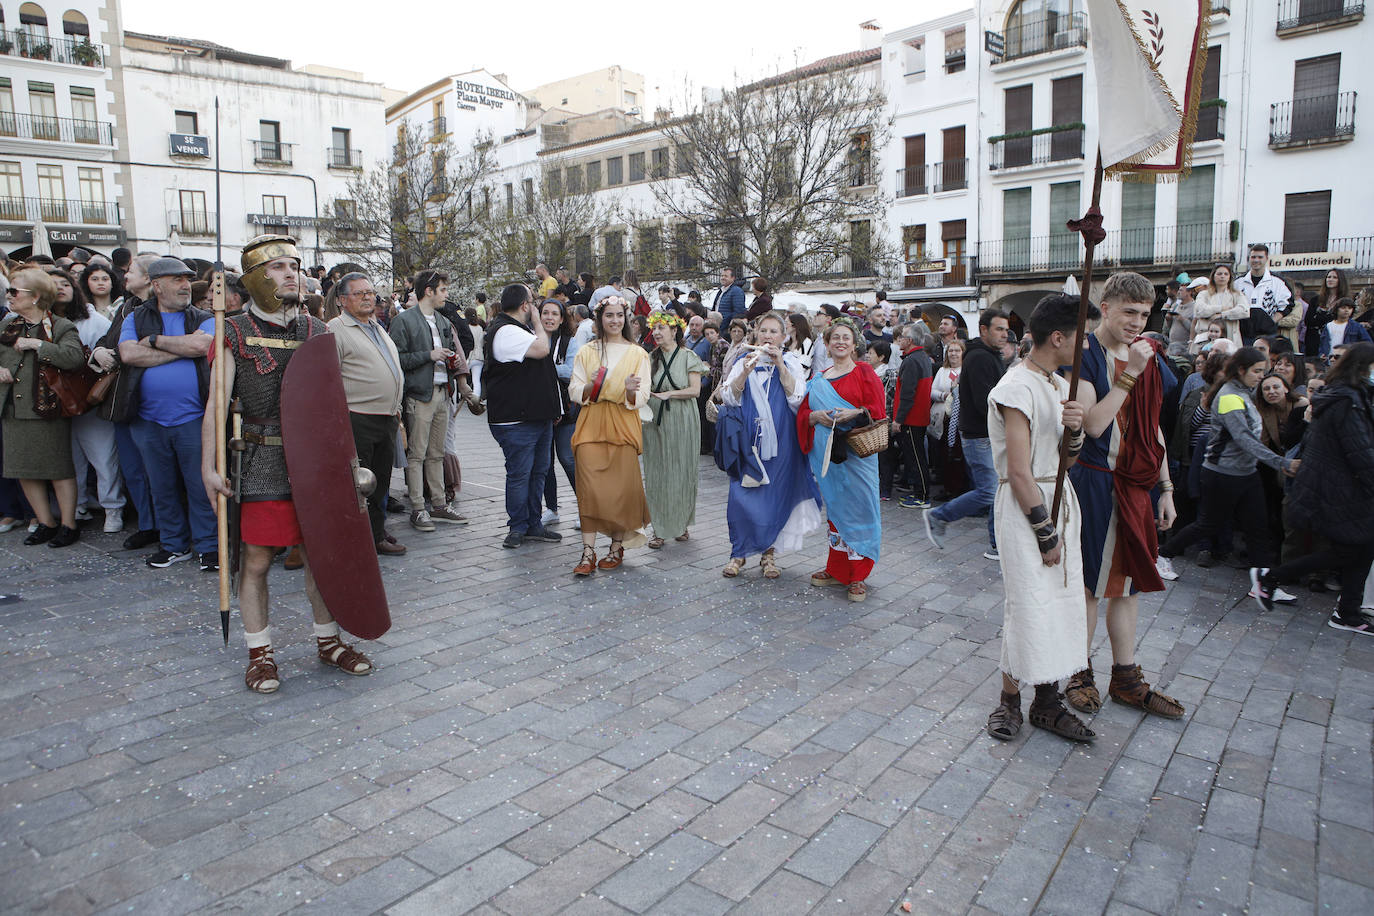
[992,288,1063,339]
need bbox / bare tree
[482,157,622,285]
[321,122,498,287]
[651,61,895,287]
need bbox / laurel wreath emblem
[1142,9,1165,65]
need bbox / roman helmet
[239,234,301,314]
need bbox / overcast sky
[123,0,967,109]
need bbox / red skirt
[825,521,875,585]
[241,499,302,547]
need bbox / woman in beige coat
[1193,264,1249,347]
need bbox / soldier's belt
[242,431,284,446]
[245,337,304,350]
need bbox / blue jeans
[544,420,576,512]
[131,417,217,554]
[930,435,996,549]
[490,420,553,533]
[114,422,156,531]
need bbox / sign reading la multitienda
[1267,251,1355,272]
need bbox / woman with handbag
[0,268,86,547]
[568,296,652,575]
[542,298,579,527]
[798,318,887,601]
[642,311,705,549]
[49,268,125,532]
[717,312,822,579]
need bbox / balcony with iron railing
[989,125,1084,170]
[0,196,119,225]
[0,111,113,145]
[430,117,447,140]
[1269,91,1357,148]
[846,158,875,189]
[1196,99,1226,142]
[999,13,1088,63]
[904,254,975,289]
[896,166,928,198]
[169,210,216,237]
[932,158,968,192]
[1276,0,1364,36]
[251,139,295,166]
[327,147,363,169]
[977,220,1236,278]
[0,29,105,67]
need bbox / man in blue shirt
[118,257,217,569]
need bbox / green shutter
[1048,181,1081,270]
[1003,187,1033,270]
[1120,181,1156,264]
[1175,165,1215,261]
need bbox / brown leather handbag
[38,363,98,417]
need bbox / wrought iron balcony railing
[0,29,105,67]
[1269,91,1356,148]
[933,158,968,192]
[251,139,295,165]
[977,220,1235,277]
[327,147,363,169]
[989,127,1084,170]
[0,195,119,225]
[1000,13,1088,63]
[896,166,927,198]
[1276,0,1365,34]
[168,210,216,236]
[0,111,113,145]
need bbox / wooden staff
[213,97,230,644]
[1050,151,1105,526]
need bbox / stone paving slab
[2,412,1372,914]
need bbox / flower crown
[832,316,860,336]
[647,311,687,331]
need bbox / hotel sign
[454,79,515,111]
[170,133,211,158]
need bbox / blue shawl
[805,375,882,562]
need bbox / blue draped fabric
[725,366,821,557]
[805,375,882,562]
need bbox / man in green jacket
[389,270,475,531]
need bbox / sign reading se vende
[1267,251,1355,272]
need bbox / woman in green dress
[642,311,705,548]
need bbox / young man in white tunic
[985,294,1098,742]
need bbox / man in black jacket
[924,308,1010,559]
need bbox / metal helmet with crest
[239,234,301,314]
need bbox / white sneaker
[983,548,1000,561]
[103,516,124,534]
[1249,585,1297,605]
[27,521,39,533]
[541,509,559,526]
[74,507,93,521]
[1155,556,1179,581]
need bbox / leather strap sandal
[810,571,844,587]
[245,646,280,694]
[1108,663,1184,718]
[1064,662,1102,713]
[722,557,746,578]
[987,690,1023,740]
[597,541,624,569]
[574,546,597,577]
[760,549,781,579]
[846,581,868,602]
[647,537,665,549]
[674,532,690,542]
[1029,694,1096,742]
[317,636,373,676]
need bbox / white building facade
[118,32,387,269]
[0,0,124,258]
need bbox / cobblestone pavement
[2,413,1372,915]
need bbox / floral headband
[831,317,860,336]
[646,311,686,331]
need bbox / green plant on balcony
[73,39,100,66]
[987,121,1086,144]
[31,42,53,60]
[0,36,13,55]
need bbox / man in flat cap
[201,235,374,694]
[117,256,219,570]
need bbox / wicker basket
[705,390,722,423]
[846,416,889,458]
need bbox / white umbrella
[30,217,53,259]
[1063,275,1080,297]
[168,228,183,257]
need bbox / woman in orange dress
[568,296,652,575]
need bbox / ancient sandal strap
[1064,668,1102,713]
[760,551,780,579]
[1029,701,1096,741]
[318,636,372,675]
[245,647,280,694]
[722,557,746,578]
[987,694,1023,741]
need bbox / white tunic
[987,364,1088,686]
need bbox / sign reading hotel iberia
[454,79,515,112]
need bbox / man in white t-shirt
[588,276,622,312]
[389,270,473,531]
[483,284,564,549]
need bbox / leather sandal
[1064,662,1102,713]
[574,545,597,577]
[1109,663,1184,719]
[245,645,280,694]
[760,549,780,579]
[810,570,844,587]
[1029,694,1096,742]
[847,581,867,602]
[647,537,665,549]
[987,690,1023,740]
[317,635,373,676]
[674,531,690,542]
[722,557,746,578]
[283,546,304,570]
[597,541,624,569]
